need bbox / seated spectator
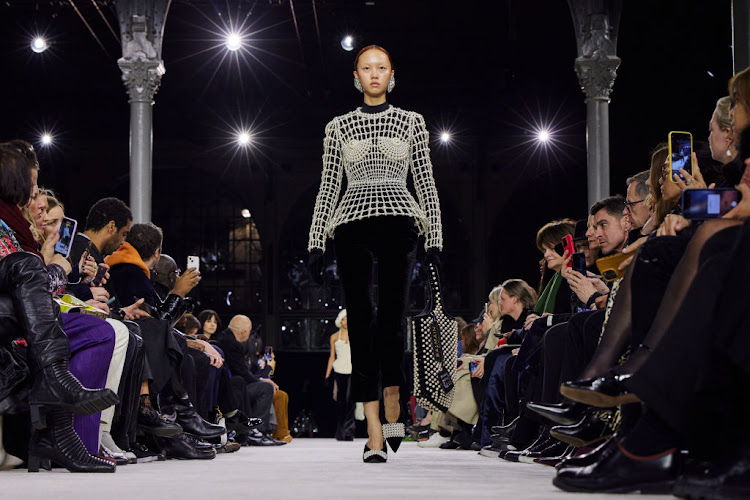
[196,309,221,340]
[247,332,291,443]
[0,142,117,473]
[215,315,286,446]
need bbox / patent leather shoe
[177,408,225,439]
[246,429,286,446]
[491,416,518,437]
[526,401,589,426]
[553,440,680,494]
[160,433,216,460]
[550,411,614,447]
[560,371,639,407]
[556,438,614,470]
[224,410,262,432]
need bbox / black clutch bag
[410,262,458,412]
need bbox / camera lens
[603,270,616,281]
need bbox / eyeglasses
[625,198,646,211]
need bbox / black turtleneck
[360,102,390,114]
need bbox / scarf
[534,271,562,315]
[0,200,41,257]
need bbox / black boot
[28,409,116,473]
[137,395,183,437]
[29,360,119,429]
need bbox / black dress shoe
[224,410,263,432]
[557,438,615,470]
[246,429,286,446]
[502,431,553,462]
[491,416,519,437]
[534,446,574,467]
[553,441,680,494]
[161,433,216,460]
[550,411,615,447]
[526,401,589,426]
[560,371,639,407]
[177,408,226,439]
[138,408,183,437]
[439,439,461,449]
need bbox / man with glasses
[623,171,652,239]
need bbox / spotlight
[31,37,48,54]
[341,36,354,51]
[440,132,451,143]
[226,33,242,51]
[241,209,251,218]
[537,130,550,143]
[40,134,53,146]
[237,131,251,146]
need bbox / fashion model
[308,45,443,462]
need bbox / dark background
[0,0,734,436]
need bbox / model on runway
[308,44,443,463]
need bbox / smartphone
[571,252,587,275]
[54,217,77,258]
[264,346,273,361]
[469,361,478,374]
[596,252,632,282]
[91,265,108,286]
[681,188,741,220]
[668,131,693,183]
[187,255,200,272]
[562,235,575,267]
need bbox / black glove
[422,248,441,273]
[307,249,325,284]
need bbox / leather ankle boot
[28,409,116,473]
[29,360,119,429]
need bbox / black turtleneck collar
[360,102,390,114]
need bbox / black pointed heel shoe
[29,360,119,429]
[28,409,116,473]
[382,422,405,453]
[363,443,387,463]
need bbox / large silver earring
[728,148,733,157]
[387,76,395,93]
[354,78,363,93]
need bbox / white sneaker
[418,432,450,448]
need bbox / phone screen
[682,189,740,220]
[54,217,77,258]
[669,132,693,181]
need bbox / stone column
[116,1,170,222]
[569,0,622,207]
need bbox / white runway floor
[1,439,666,499]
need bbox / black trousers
[334,216,418,402]
[334,372,355,440]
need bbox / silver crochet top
[308,105,443,252]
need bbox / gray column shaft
[130,99,153,223]
[586,98,610,206]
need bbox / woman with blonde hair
[325,309,355,441]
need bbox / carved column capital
[574,51,621,102]
[117,56,165,103]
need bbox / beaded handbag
[410,262,458,412]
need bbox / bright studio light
[31,37,48,54]
[226,33,242,51]
[237,131,251,146]
[440,132,451,143]
[537,130,551,143]
[40,134,53,146]
[341,36,354,51]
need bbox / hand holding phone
[187,255,200,273]
[55,217,78,258]
[668,131,693,183]
[681,188,741,220]
[571,252,587,275]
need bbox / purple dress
[62,313,115,455]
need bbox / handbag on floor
[410,262,458,412]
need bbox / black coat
[214,328,259,384]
